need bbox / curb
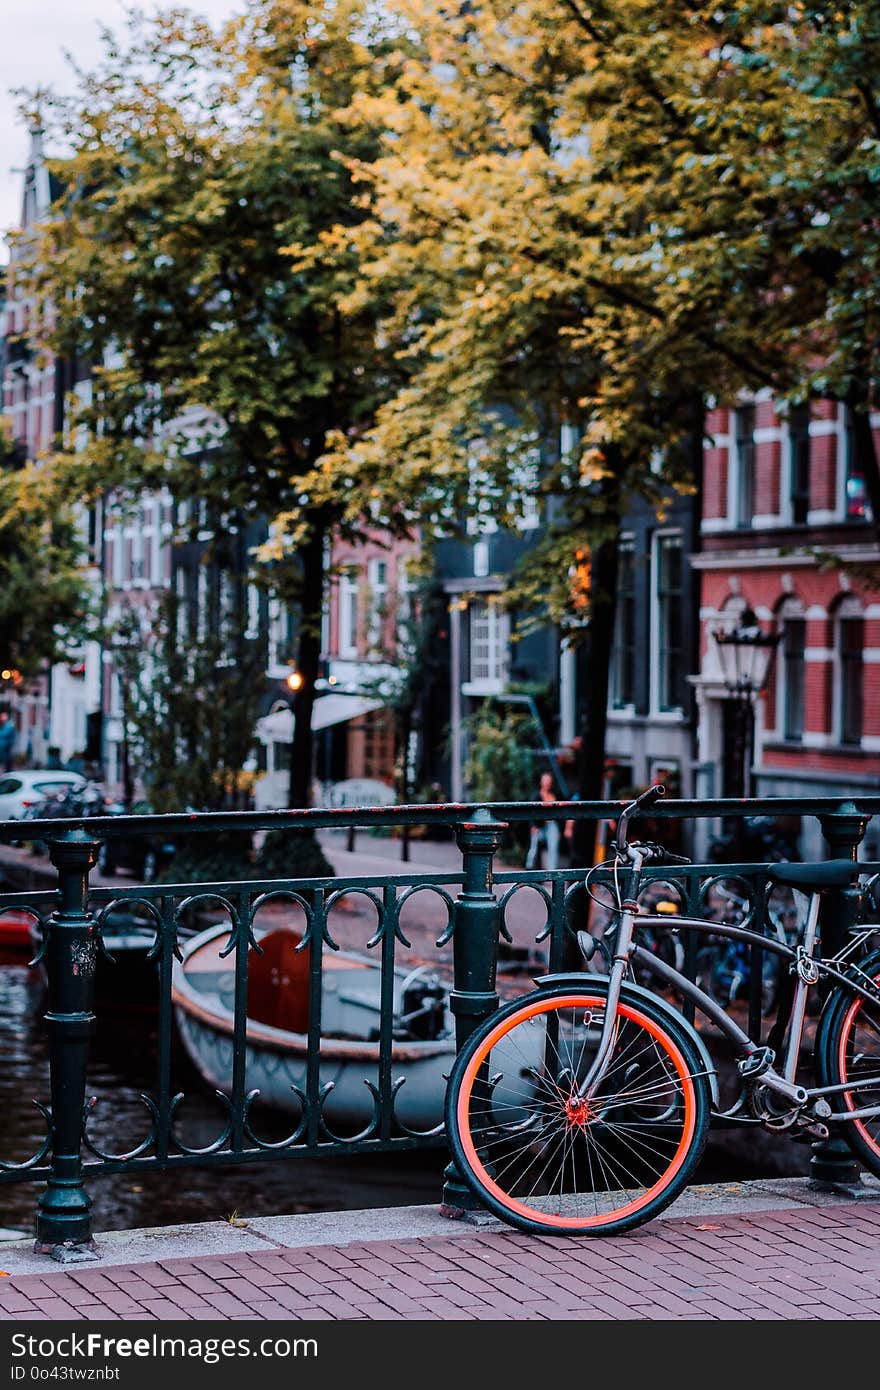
[2,1175,879,1276]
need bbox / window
[788,405,811,525]
[245,583,260,640]
[778,607,805,742]
[654,533,685,711]
[844,407,869,521]
[838,603,864,745]
[269,597,296,667]
[338,569,359,659]
[366,558,388,652]
[473,541,489,578]
[469,598,507,685]
[734,405,756,527]
[611,538,636,708]
[397,562,416,657]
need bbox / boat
[171,923,458,1132]
[27,909,160,1008]
[0,908,39,951]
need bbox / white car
[0,770,87,821]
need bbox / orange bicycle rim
[456,992,698,1230]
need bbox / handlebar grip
[633,783,667,810]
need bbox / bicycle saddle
[765,860,860,891]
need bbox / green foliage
[463,705,541,806]
[19,0,418,806]
[156,827,335,884]
[110,590,268,814]
[156,830,256,886]
[0,431,92,678]
[307,0,880,613]
[254,829,335,880]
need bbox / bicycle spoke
[452,991,709,1230]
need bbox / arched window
[835,596,864,746]
[775,596,806,742]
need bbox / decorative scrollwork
[389,1075,445,1141]
[22,909,52,968]
[241,1087,310,1150]
[81,1092,159,1162]
[174,893,238,955]
[249,889,315,953]
[498,881,552,945]
[94,898,163,966]
[697,873,759,928]
[168,1089,234,1156]
[0,1100,52,1172]
[325,886,384,953]
[393,884,456,950]
[315,1078,382,1145]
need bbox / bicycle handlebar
[614,783,667,854]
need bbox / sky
[0,0,245,264]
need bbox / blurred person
[0,710,16,772]
[525,770,561,870]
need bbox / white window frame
[772,595,806,742]
[463,596,509,695]
[609,532,636,714]
[649,529,685,717]
[366,557,388,653]
[834,595,865,747]
[731,404,756,529]
[337,570,359,659]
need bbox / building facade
[0,129,102,772]
[693,393,880,858]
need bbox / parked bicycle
[694,880,799,1016]
[445,784,880,1236]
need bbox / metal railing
[0,794,877,1256]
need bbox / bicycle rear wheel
[816,949,880,1177]
[445,983,711,1236]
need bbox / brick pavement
[3,1200,880,1321]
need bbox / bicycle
[444,784,880,1236]
[693,880,798,1017]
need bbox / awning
[256,693,384,743]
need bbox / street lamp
[711,606,779,801]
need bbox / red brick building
[692,391,880,857]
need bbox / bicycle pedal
[791,1122,830,1142]
[738,1046,775,1080]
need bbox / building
[0,128,102,771]
[693,393,880,858]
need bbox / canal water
[0,956,448,1236]
[0,951,808,1238]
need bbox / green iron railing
[0,794,877,1258]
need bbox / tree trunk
[571,473,622,867]
[288,516,326,809]
[571,534,619,865]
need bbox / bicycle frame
[582,847,880,1125]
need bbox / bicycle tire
[815,947,880,1178]
[445,981,711,1236]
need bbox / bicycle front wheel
[445,983,711,1236]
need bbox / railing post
[441,808,507,1216]
[35,828,102,1259]
[810,804,870,1191]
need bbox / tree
[354,560,448,856]
[0,421,91,680]
[109,588,267,814]
[19,0,415,807]
[281,0,880,844]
